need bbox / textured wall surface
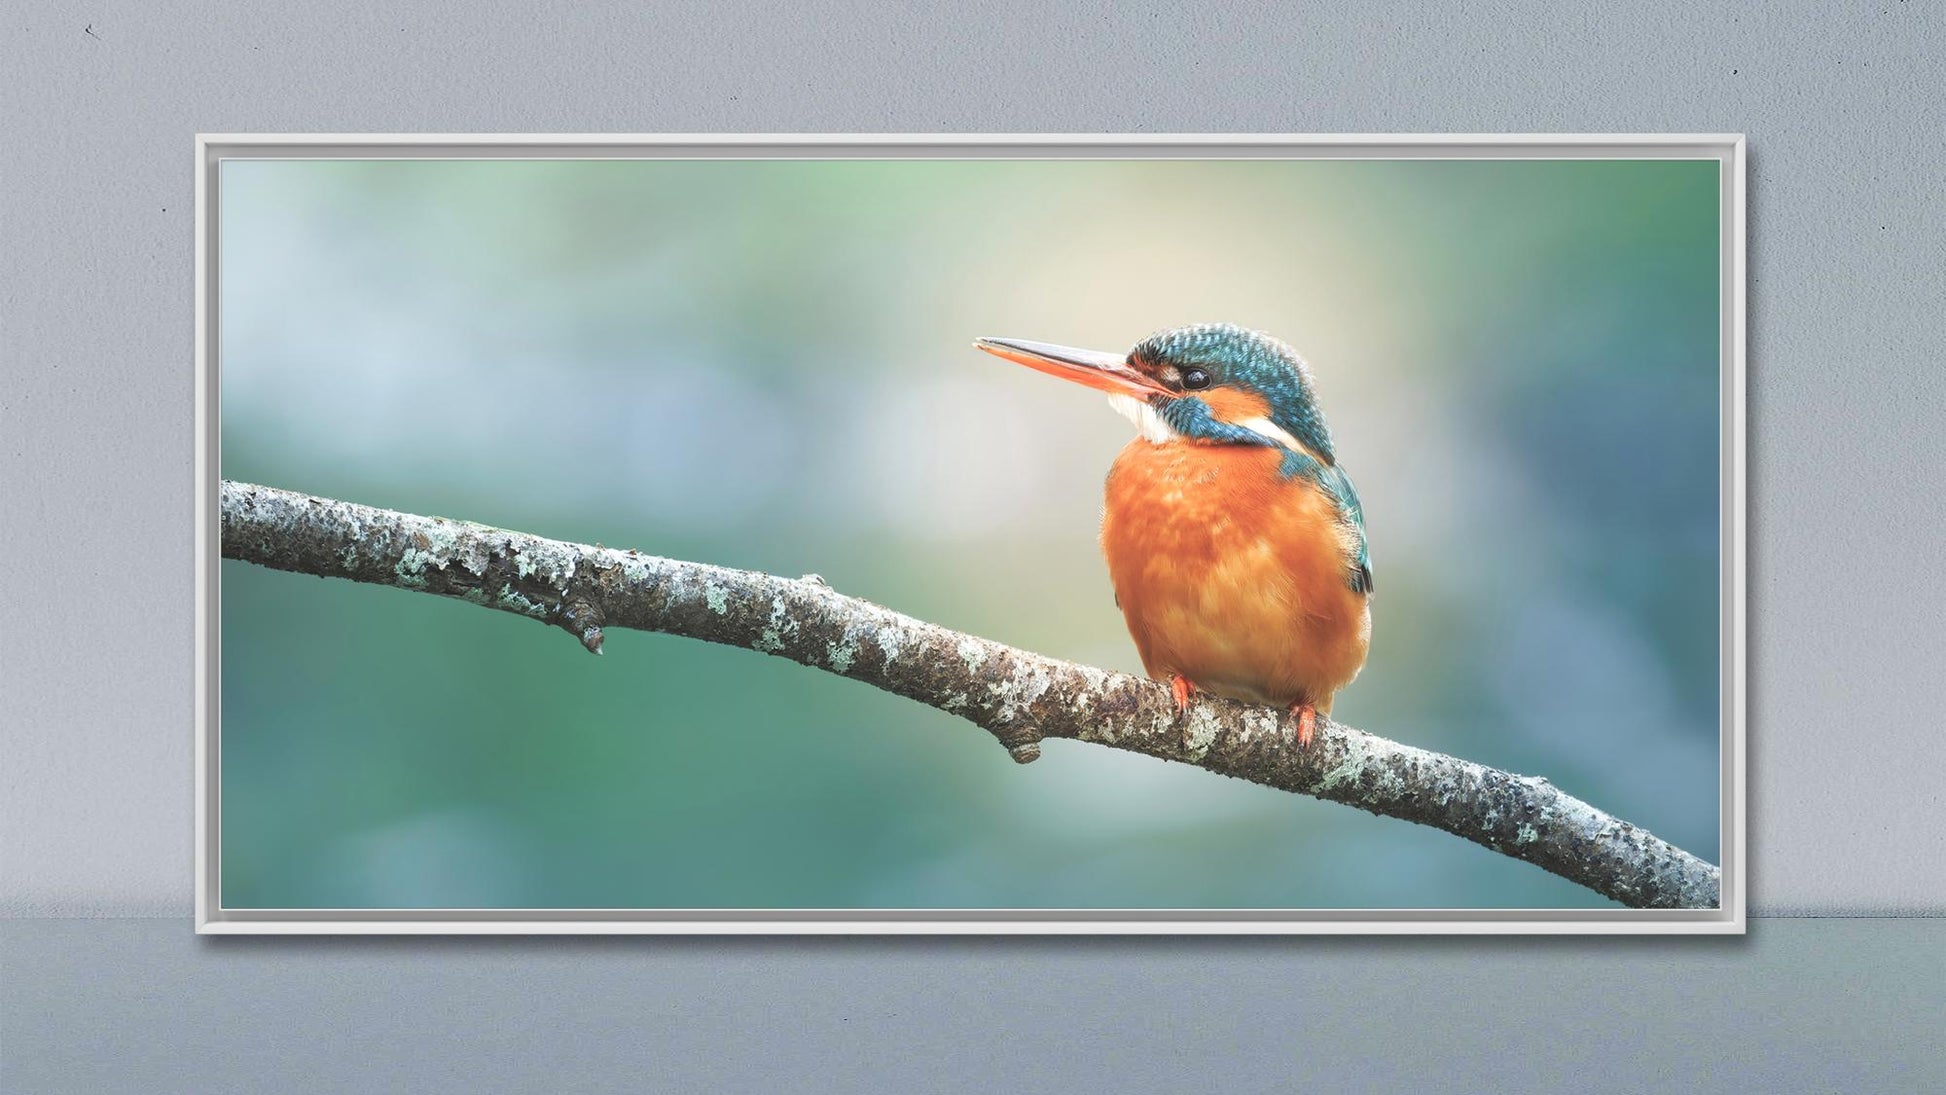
[4,1,1944,1091]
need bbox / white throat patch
[1106,394,1179,444]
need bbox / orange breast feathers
[1100,438,1372,713]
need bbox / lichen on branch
[219,480,1722,911]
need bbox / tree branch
[219,480,1721,910]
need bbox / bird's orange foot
[1170,675,1197,716]
[1291,703,1318,749]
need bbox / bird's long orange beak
[974,337,1171,398]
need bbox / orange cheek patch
[1195,387,1273,426]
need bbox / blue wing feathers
[1278,447,1373,594]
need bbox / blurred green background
[219,156,1721,910]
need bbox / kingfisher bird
[975,323,1372,747]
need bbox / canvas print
[209,141,1735,927]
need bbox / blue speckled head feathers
[1128,323,1336,463]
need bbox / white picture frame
[196,134,1745,934]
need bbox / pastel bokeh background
[219,156,1721,910]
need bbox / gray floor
[5,917,1941,1093]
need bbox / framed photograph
[196,134,1744,933]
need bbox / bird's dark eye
[1181,368,1211,390]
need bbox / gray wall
[4,2,1943,1091]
